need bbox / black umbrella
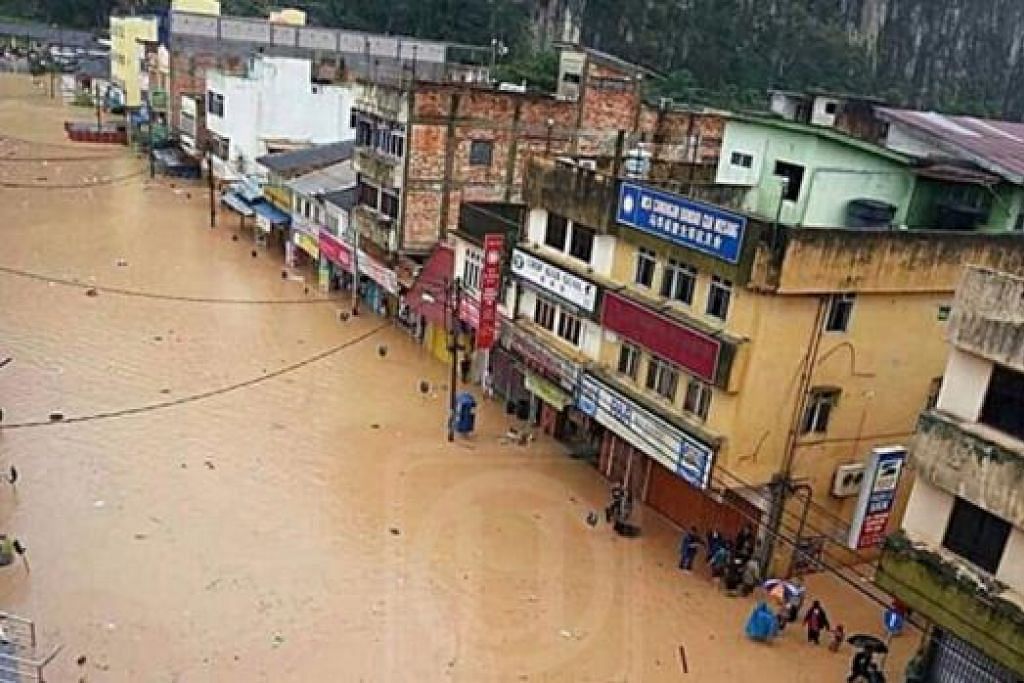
[847,634,889,653]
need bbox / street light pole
[207,146,216,228]
[447,276,462,442]
[148,95,155,179]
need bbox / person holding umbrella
[846,634,889,682]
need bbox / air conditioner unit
[577,159,597,170]
[832,463,865,498]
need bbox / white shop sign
[576,373,714,489]
[511,248,597,313]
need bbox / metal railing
[0,612,62,683]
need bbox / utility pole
[148,94,155,179]
[351,224,360,316]
[207,146,216,228]
[94,81,101,130]
[447,276,463,443]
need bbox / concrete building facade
[876,266,1024,681]
[204,55,355,177]
[501,152,1024,577]
[110,15,158,109]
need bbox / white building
[876,265,1024,681]
[205,55,355,178]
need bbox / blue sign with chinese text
[616,182,747,265]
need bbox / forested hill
[6,0,1024,119]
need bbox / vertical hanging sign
[476,234,504,350]
[847,446,907,550]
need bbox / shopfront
[356,249,399,319]
[576,372,733,529]
[289,217,320,271]
[495,321,583,440]
[318,230,353,293]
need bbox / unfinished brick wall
[169,47,247,144]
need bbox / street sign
[476,233,504,350]
[884,608,904,635]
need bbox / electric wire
[0,264,342,305]
[0,169,146,191]
[0,322,388,431]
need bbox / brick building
[352,46,724,319]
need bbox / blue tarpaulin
[221,192,254,217]
[251,200,290,226]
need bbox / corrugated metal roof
[878,108,1024,184]
[256,141,354,176]
[323,186,358,211]
[284,161,355,197]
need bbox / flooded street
[0,74,913,681]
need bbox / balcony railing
[354,146,400,188]
[876,533,1024,677]
[352,204,397,253]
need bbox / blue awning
[251,200,291,226]
[221,192,254,217]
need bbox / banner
[477,233,504,350]
[847,446,907,549]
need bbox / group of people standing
[678,523,760,595]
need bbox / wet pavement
[0,74,916,681]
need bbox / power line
[0,264,343,305]
[0,168,146,189]
[0,322,388,431]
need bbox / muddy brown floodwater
[0,74,915,681]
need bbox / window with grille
[469,140,493,166]
[706,276,732,320]
[557,310,582,346]
[534,298,556,331]
[463,248,483,292]
[617,343,640,380]
[684,378,712,420]
[646,356,679,401]
[635,247,656,288]
[569,224,595,263]
[801,388,840,434]
[661,259,697,304]
[825,293,856,332]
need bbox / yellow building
[171,0,221,14]
[508,155,1024,573]
[109,15,158,109]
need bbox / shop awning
[407,245,454,328]
[251,200,291,226]
[221,192,254,217]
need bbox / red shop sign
[318,231,352,270]
[476,233,504,350]
[602,291,720,382]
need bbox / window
[206,91,224,117]
[469,140,493,166]
[824,101,838,115]
[544,214,568,251]
[980,364,1024,441]
[557,311,582,346]
[390,132,405,158]
[706,276,732,320]
[661,259,697,305]
[801,388,840,434]
[774,161,805,201]
[534,298,556,331]
[356,119,373,147]
[617,343,640,380]
[349,111,358,129]
[463,248,483,292]
[684,378,712,420]
[380,191,400,220]
[730,151,753,168]
[635,248,657,288]
[926,376,943,410]
[943,497,1010,573]
[569,225,595,263]
[357,180,379,211]
[1015,212,1024,232]
[646,356,679,401]
[824,293,856,332]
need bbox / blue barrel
[455,392,477,434]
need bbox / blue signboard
[884,608,904,635]
[616,182,748,265]
[576,373,714,489]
